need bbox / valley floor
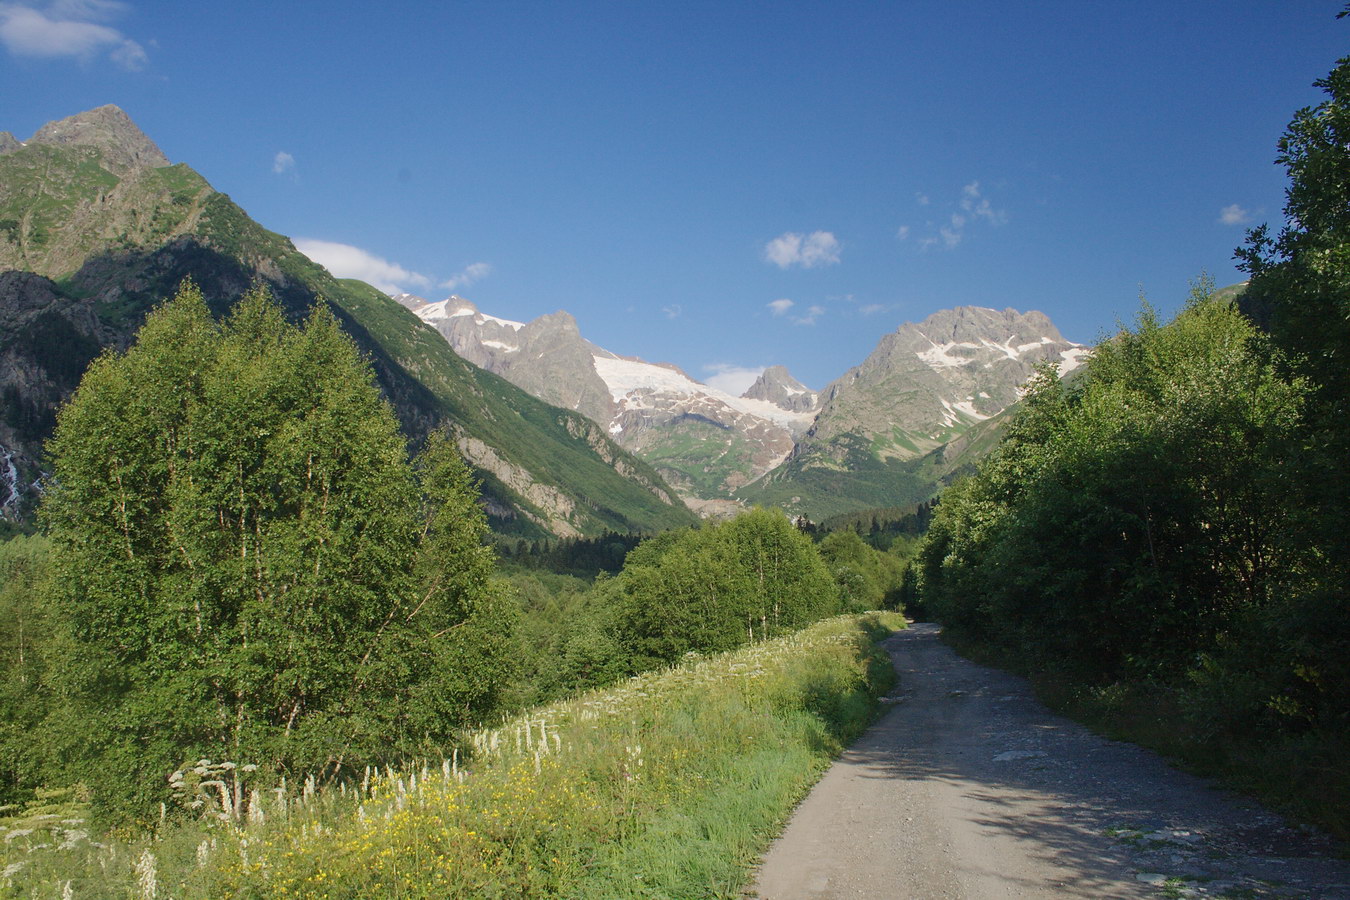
[753,623,1350,900]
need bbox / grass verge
[2,611,904,898]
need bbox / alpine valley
[397,296,1087,520]
[0,106,1086,530]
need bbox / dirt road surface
[752,623,1350,899]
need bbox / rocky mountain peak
[909,306,1063,345]
[28,105,169,173]
[0,132,19,156]
[535,309,581,335]
[742,365,819,413]
[804,305,1087,462]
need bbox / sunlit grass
[1,611,903,898]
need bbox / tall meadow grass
[1,612,902,899]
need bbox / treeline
[496,531,644,578]
[506,510,913,707]
[0,281,894,825]
[913,53,1350,835]
[812,500,935,551]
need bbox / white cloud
[896,225,910,241]
[916,193,930,206]
[703,364,765,396]
[764,230,841,269]
[859,303,885,316]
[272,151,295,175]
[960,181,1006,225]
[441,261,491,290]
[294,238,431,294]
[915,181,1006,251]
[1219,204,1251,226]
[662,304,682,319]
[793,304,825,326]
[0,1,146,68]
[767,298,795,316]
[50,0,127,21]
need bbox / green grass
[639,422,762,499]
[0,612,904,898]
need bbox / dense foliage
[917,285,1305,676]
[1,613,902,899]
[0,534,52,804]
[506,508,854,706]
[914,52,1350,834]
[35,283,516,821]
[1,285,863,824]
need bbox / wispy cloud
[916,181,1006,251]
[793,304,825,326]
[896,225,910,241]
[703,363,764,396]
[0,1,147,69]
[960,181,1006,225]
[662,304,682,319]
[764,230,841,269]
[767,297,823,325]
[859,303,886,316]
[272,151,295,175]
[1218,204,1251,226]
[442,261,491,291]
[294,238,431,294]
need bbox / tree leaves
[40,281,513,820]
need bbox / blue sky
[2,1,1345,392]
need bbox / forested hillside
[913,52,1350,836]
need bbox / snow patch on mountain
[919,334,1076,372]
[416,297,525,331]
[1059,347,1090,374]
[592,355,816,432]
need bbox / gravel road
[752,623,1350,899]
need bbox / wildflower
[135,848,157,900]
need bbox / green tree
[1233,50,1350,738]
[40,282,513,821]
[0,534,54,802]
[917,285,1305,678]
[616,509,838,668]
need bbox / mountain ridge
[0,107,696,538]
[398,292,818,504]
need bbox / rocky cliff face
[398,295,617,426]
[736,306,1087,520]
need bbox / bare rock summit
[28,105,169,173]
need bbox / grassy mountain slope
[0,114,694,538]
[738,408,1013,521]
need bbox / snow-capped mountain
[739,306,1089,519]
[399,294,1087,518]
[396,294,819,502]
[806,306,1088,459]
[742,365,819,413]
